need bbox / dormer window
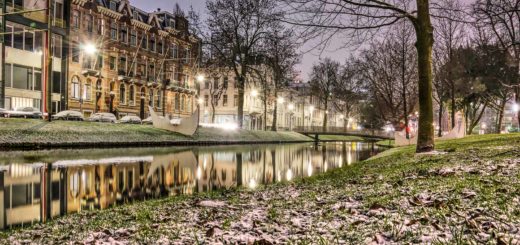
[133,11,139,20]
[109,1,117,11]
[169,19,175,28]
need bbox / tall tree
[432,0,467,132]
[282,0,437,152]
[202,0,280,128]
[309,59,341,132]
[473,0,520,125]
[263,29,300,131]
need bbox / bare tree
[333,59,364,130]
[309,58,341,132]
[432,0,467,133]
[201,0,280,128]
[282,0,437,152]
[263,29,300,131]
[357,34,418,130]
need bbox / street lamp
[251,89,259,97]
[277,97,285,104]
[196,74,205,83]
[513,103,520,113]
[82,43,98,55]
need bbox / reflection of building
[67,0,200,119]
[0,143,380,229]
[1,0,68,112]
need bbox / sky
[132,0,476,82]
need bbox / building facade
[1,0,69,112]
[67,0,200,119]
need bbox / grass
[3,133,520,243]
[318,135,365,141]
[376,139,395,147]
[0,118,312,147]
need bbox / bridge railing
[294,126,395,139]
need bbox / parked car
[0,108,6,117]
[88,113,117,123]
[5,107,42,118]
[142,116,153,124]
[119,115,142,124]
[52,110,84,121]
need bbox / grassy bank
[3,133,520,243]
[0,118,312,148]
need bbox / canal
[0,142,384,229]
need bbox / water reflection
[0,142,382,229]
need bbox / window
[110,22,118,40]
[4,64,11,87]
[12,65,31,90]
[119,84,126,104]
[149,89,154,106]
[223,77,228,88]
[84,80,92,101]
[148,64,155,81]
[85,14,93,33]
[34,69,42,91]
[149,35,156,52]
[157,40,163,54]
[120,25,128,43]
[141,34,148,50]
[181,95,185,111]
[205,81,210,89]
[184,48,191,63]
[24,31,34,51]
[72,43,80,63]
[72,10,80,29]
[96,18,104,35]
[169,19,175,28]
[175,94,180,110]
[213,77,219,88]
[234,95,238,106]
[52,71,61,94]
[13,26,23,49]
[52,35,62,58]
[72,76,80,99]
[157,91,162,108]
[118,56,127,74]
[5,25,12,47]
[213,95,218,106]
[130,30,137,46]
[129,85,135,105]
[140,87,146,99]
[96,55,103,70]
[109,1,117,11]
[171,44,178,58]
[223,95,228,106]
[53,1,64,23]
[204,95,209,107]
[109,56,116,70]
[133,11,139,20]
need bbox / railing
[294,126,394,139]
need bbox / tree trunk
[211,102,216,123]
[237,76,245,128]
[438,101,443,137]
[516,88,520,128]
[495,97,506,134]
[451,84,455,129]
[272,90,278,131]
[322,97,328,132]
[414,0,435,153]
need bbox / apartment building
[199,71,349,131]
[67,0,200,118]
[1,0,68,112]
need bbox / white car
[5,107,42,118]
[119,115,142,124]
[88,113,117,123]
[52,110,84,121]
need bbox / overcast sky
[132,0,475,82]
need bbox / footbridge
[294,126,394,141]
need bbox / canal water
[0,142,383,229]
